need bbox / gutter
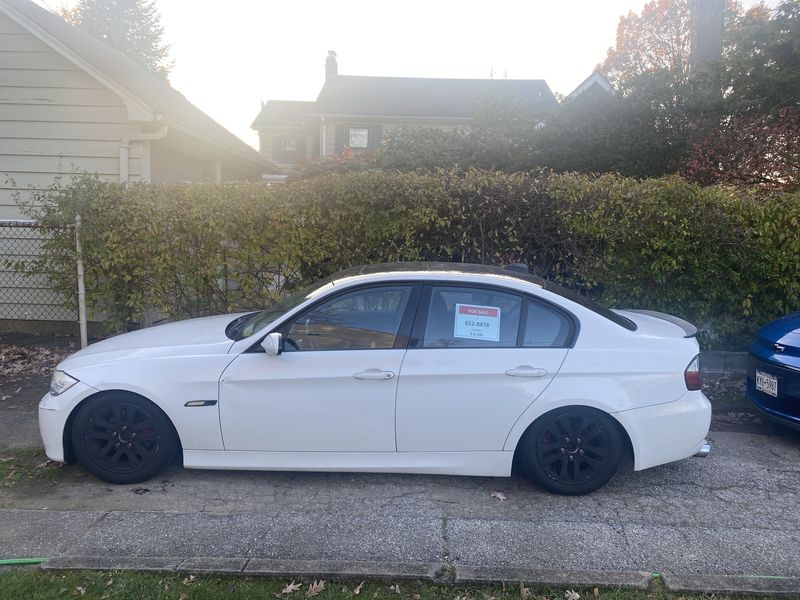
[119,124,169,184]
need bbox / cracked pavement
[1,428,799,577]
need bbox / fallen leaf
[520,583,530,600]
[4,469,16,480]
[183,575,195,585]
[354,581,365,595]
[306,580,326,598]
[565,591,580,600]
[490,491,506,501]
[389,584,401,594]
[281,581,302,595]
[455,596,470,600]
[179,593,187,600]
[132,487,150,495]
[75,587,86,597]
[36,461,53,469]
[106,578,113,587]
[100,594,109,600]
[593,588,599,598]
[413,595,421,600]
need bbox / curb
[40,557,800,596]
[42,557,443,581]
[454,566,652,589]
[662,572,800,596]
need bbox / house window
[283,138,297,152]
[348,127,369,149]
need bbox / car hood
[766,312,800,334]
[58,313,245,374]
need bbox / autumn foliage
[682,107,800,190]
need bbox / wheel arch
[509,404,635,466]
[62,389,183,465]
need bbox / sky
[34,0,774,150]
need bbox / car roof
[328,262,547,287]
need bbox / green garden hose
[0,558,48,565]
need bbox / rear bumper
[613,390,712,471]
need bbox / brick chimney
[326,50,338,80]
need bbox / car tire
[71,392,178,484]
[519,407,623,495]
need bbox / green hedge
[21,170,800,349]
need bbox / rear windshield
[542,281,637,331]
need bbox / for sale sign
[454,303,501,342]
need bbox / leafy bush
[21,171,800,349]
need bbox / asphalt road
[1,428,799,581]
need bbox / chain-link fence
[0,219,78,323]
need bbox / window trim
[409,282,578,350]
[248,282,422,353]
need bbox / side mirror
[261,332,284,356]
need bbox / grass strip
[0,568,785,600]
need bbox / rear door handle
[353,369,395,381]
[505,366,548,378]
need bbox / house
[566,71,615,100]
[252,52,559,172]
[0,0,271,221]
[0,0,271,329]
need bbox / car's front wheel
[519,407,623,495]
[71,392,178,484]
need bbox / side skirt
[183,450,514,477]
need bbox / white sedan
[40,263,711,495]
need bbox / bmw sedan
[40,263,711,495]
[747,311,800,431]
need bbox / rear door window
[422,286,522,348]
[523,299,572,348]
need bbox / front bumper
[746,355,800,431]
[614,390,712,471]
[38,381,98,463]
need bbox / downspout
[120,124,169,184]
[320,116,326,158]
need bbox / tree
[723,0,800,114]
[688,0,725,101]
[600,0,692,94]
[62,0,172,79]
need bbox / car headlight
[50,370,78,396]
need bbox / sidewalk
[1,430,799,595]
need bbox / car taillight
[684,354,702,391]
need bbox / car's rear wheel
[519,407,623,495]
[71,393,178,484]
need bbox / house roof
[251,100,317,129]
[0,0,269,171]
[567,72,615,99]
[313,75,558,119]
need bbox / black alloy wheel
[71,393,178,484]
[520,407,623,495]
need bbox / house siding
[259,128,314,171]
[0,13,141,220]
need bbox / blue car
[747,312,800,430]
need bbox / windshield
[226,278,334,341]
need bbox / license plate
[755,370,779,397]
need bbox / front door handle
[505,366,548,378]
[353,369,395,381]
